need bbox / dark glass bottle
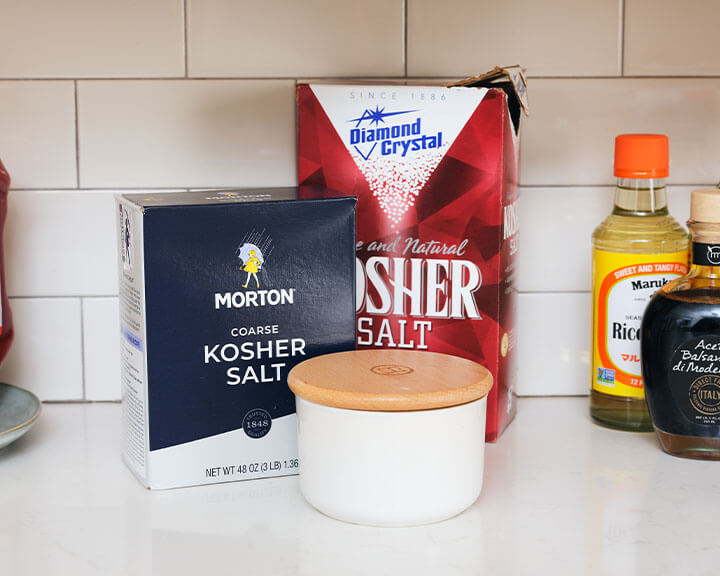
[641,188,720,459]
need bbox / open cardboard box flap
[449,65,528,132]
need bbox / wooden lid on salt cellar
[288,350,493,412]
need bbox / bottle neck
[689,221,720,276]
[613,178,668,215]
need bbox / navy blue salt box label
[116,188,356,489]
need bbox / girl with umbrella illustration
[238,243,264,288]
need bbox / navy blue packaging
[116,189,356,488]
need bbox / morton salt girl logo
[237,229,273,289]
[214,230,296,310]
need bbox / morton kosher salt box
[115,189,356,488]
[298,66,528,441]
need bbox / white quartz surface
[1,398,718,576]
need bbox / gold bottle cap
[691,188,720,223]
[288,349,493,412]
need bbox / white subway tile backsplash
[0,82,76,189]
[77,80,296,188]
[187,0,404,78]
[0,0,715,402]
[668,186,693,225]
[83,298,120,401]
[517,292,590,396]
[518,187,613,293]
[521,79,720,187]
[0,298,83,401]
[0,0,184,78]
[407,0,621,77]
[5,191,118,297]
[518,185,695,293]
[625,0,720,76]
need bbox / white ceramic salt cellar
[288,349,493,526]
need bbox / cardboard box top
[118,188,298,208]
[447,65,528,117]
[299,65,528,134]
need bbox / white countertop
[1,398,718,576]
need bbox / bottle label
[592,249,687,397]
[692,242,720,267]
[668,335,720,425]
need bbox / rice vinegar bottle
[590,134,688,431]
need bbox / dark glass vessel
[641,189,720,460]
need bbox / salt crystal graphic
[353,149,445,227]
[307,85,489,228]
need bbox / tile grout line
[8,295,119,300]
[520,182,714,189]
[79,298,87,400]
[620,0,626,75]
[43,399,121,405]
[517,290,591,295]
[7,183,716,192]
[183,0,189,78]
[403,0,408,77]
[9,187,190,192]
[2,75,720,82]
[74,80,81,188]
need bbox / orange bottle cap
[614,134,669,179]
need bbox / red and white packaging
[297,67,527,441]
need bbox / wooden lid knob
[288,350,493,411]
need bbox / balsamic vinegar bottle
[590,134,688,431]
[641,188,720,459]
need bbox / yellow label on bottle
[592,249,687,398]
